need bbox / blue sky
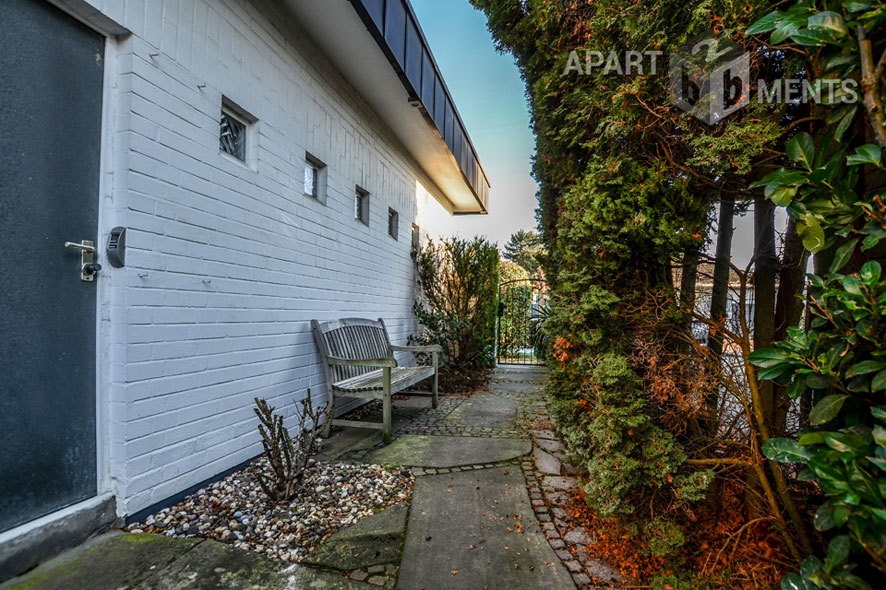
[411,0,539,247]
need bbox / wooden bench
[311,318,441,444]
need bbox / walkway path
[3,366,617,590]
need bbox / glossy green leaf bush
[747,1,886,584]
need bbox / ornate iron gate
[496,278,549,365]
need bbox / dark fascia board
[347,0,491,204]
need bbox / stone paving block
[544,476,578,491]
[565,560,583,573]
[530,429,558,440]
[564,528,594,545]
[572,572,591,586]
[583,559,625,583]
[533,446,562,475]
[535,438,565,453]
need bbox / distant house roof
[284,0,490,214]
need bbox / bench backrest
[311,318,394,384]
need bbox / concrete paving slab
[443,393,517,429]
[1,533,201,590]
[131,537,375,590]
[132,538,285,590]
[301,503,408,570]
[367,436,531,468]
[2,534,375,590]
[398,467,575,590]
[492,368,548,384]
[281,567,378,589]
[485,382,543,393]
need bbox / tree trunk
[772,217,809,436]
[705,195,735,433]
[680,245,700,336]
[754,196,778,433]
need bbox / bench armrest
[390,345,443,353]
[327,356,397,368]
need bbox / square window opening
[219,97,257,166]
[304,152,327,203]
[355,187,370,225]
[388,208,399,240]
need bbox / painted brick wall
[81,0,450,516]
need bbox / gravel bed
[125,457,413,562]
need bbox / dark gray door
[0,0,104,533]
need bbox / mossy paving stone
[2,533,202,590]
[366,436,531,468]
[132,537,286,589]
[443,394,518,429]
[280,567,378,589]
[398,467,576,590]
[4,534,376,590]
[300,503,408,571]
[132,538,375,590]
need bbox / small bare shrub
[253,390,328,503]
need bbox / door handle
[64,240,99,282]
[65,241,97,254]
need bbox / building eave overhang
[283,0,489,214]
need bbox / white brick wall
[81,0,450,516]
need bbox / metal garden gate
[496,278,548,365]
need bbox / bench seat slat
[333,366,435,393]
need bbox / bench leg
[383,367,392,444]
[432,351,439,409]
